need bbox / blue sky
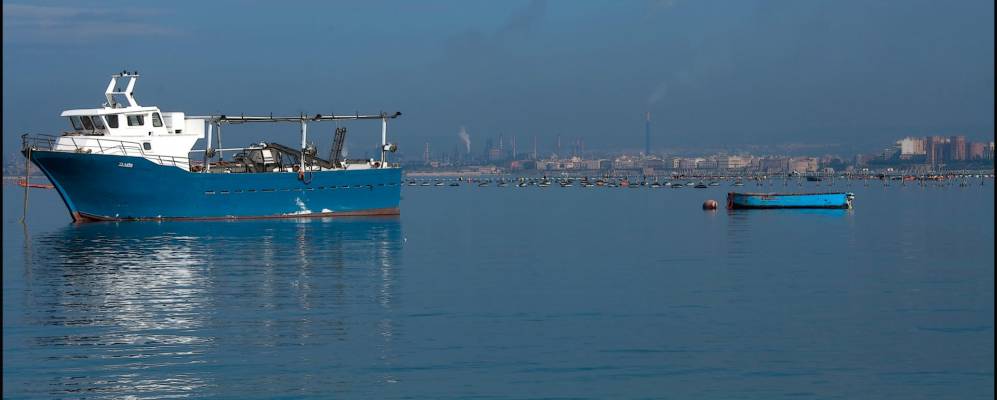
[3,0,994,159]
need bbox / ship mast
[104,71,140,108]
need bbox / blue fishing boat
[726,192,854,209]
[21,72,403,222]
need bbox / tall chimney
[644,112,651,156]
[533,135,538,160]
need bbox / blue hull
[727,192,853,209]
[28,151,402,221]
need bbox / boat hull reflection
[19,217,402,398]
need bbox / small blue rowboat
[727,192,854,209]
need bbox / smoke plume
[647,81,668,105]
[458,126,471,153]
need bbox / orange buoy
[702,199,718,210]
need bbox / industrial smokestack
[644,112,651,156]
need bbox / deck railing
[21,133,191,170]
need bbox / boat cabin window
[106,114,119,128]
[127,114,145,126]
[152,112,163,127]
[69,116,83,130]
[80,115,95,130]
[91,115,106,129]
[143,142,152,150]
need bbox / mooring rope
[21,147,30,223]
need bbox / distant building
[613,156,638,170]
[788,157,818,173]
[534,156,608,171]
[510,160,536,170]
[696,158,717,170]
[475,165,500,174]
[896,137,926,157]
[676,158,700,170]
[969,142,988,160]
[950,135,967,161]
[759,157,789,172]
[717,155,749,169]
[588,159,610,170]
[667,156,681,169]
[926,136,949,165]
[880,146,900,161]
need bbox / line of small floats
[13,173,991,191]
[402,173,994,189]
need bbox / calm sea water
[3,179,994,399]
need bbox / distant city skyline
[3,0,994,158]
[394,129,993,178]
[397,130,995,161]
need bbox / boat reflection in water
[20,217,402,398]
[724,207,854,268]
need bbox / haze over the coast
[3,0,994,157]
